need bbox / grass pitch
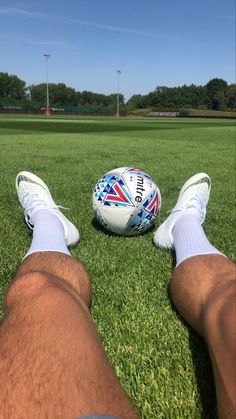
[0,115,235,418]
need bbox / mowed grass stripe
[0,115,234,135]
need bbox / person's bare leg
[171,255,236,418]
[0,171,138,418]
[154,173,236,418]
[0,252,138,419]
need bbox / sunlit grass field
[0,114,235,418]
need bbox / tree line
[28,83,125,109]
[126,79,236,111]
[0,72,235,112]
[0,72,125,112]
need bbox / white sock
[25,209,71,258]
[173,213,224,267]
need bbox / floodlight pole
[116,70,121,118]
[43,54,51,115]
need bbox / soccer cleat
[16,171,79,247]
[153,173,211,249]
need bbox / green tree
[214,91,226,110]
[226,84,236,109]
[0,72,26,99]
[30,83,77,107]
[126,94,148,110]
[206,78,228,110]
[30,84,46,104]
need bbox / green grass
[0,115,235,418]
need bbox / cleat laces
[22,191,70,229]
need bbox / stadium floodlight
[43,54,51,116]
[116,70,121,118]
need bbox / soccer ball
[92,167,161,236]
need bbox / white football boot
[153,173,211,249]
[16,171,79,246]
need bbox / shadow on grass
[189,331,217,418]
[91,217,114,236]
[167,287,217,418]
[91,216,156,237]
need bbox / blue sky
[0,0,235,101]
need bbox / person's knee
[6,272,55,306]
[7,266,92,308]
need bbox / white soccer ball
[92,167,161,236]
